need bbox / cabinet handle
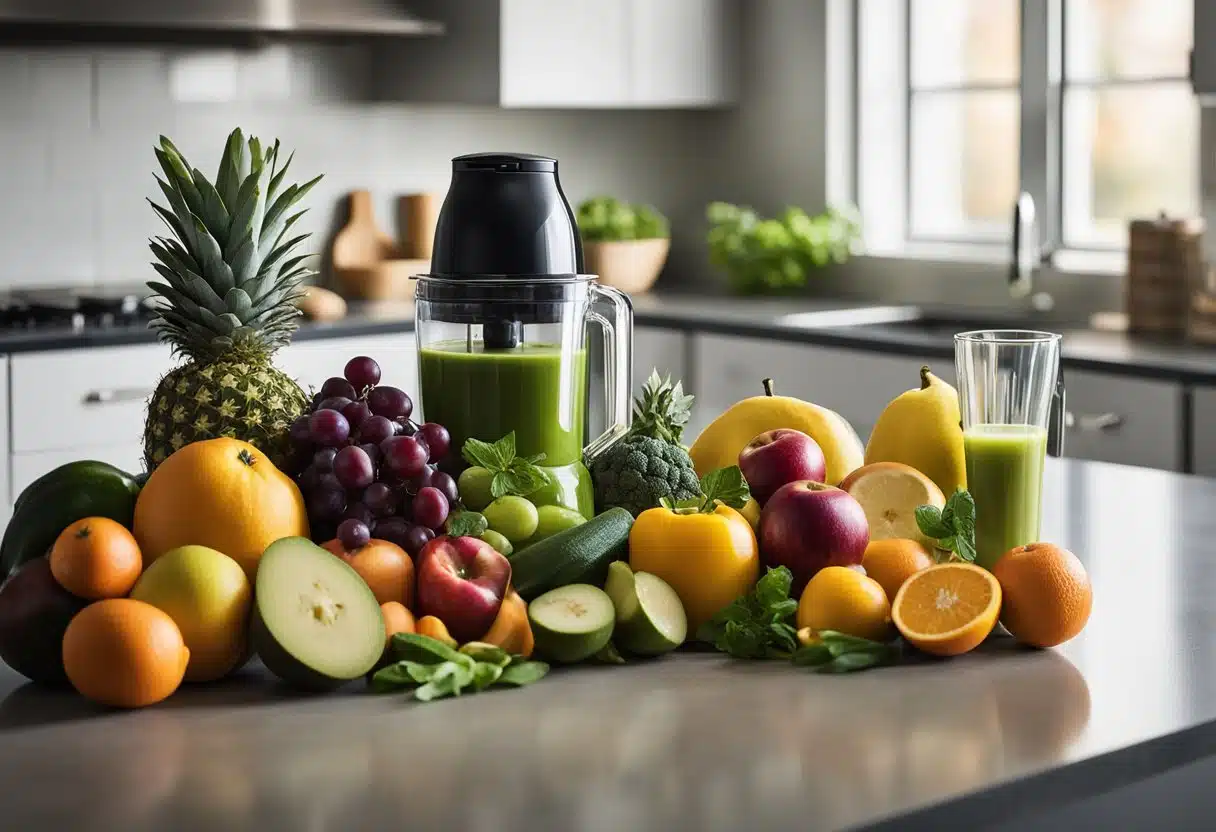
[1064,411,1123,432]
[83,388,154,406]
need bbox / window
[850,0,1196,258]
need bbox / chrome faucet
[1009,192,1055,311]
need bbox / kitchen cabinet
[632,327,688,398]
[1061,370,1184,472]
[1190,387,1216,475]
[9,344,174,495]
[374,0,739,108]
[692,334,939,443]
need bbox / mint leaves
[697,566,799,658]
[915,488,977,563]
[370,633,549,702]
[791,631,902,674]
[661,465,752,514]
[446,510,488,538]
[461,432,550,499]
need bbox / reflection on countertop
[0,456,1212,830]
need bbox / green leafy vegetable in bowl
[706,201,862,294]
[578,196,670,242]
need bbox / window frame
[842,0,1194,261]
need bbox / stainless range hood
[0,0,444,41]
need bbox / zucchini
[509,507,633,601]
[1,461,142,578]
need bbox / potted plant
[706,201,862,295]
[577,196,671,294]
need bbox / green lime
[457,466,495,511]
[479,529,513,557]
[483,496,540,544]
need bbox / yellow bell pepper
[629,502,759,636]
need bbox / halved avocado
[251,537,384,691]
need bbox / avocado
[0,557,87,684]
[250,537,384,691]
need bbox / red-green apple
[738,429,827,505]
[415,536,511,643]
[759,481,869,593]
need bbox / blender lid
[426,151,584,281]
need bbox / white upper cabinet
[376,0,738,108]
[499,0,631,107]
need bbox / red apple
[415,536,512,644]
[738,429,827,505]
[759,481,869,594]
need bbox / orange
[862,538,936,603]
[62,599,190,708]
[380,601,416,649]
[416,615,457,648]
[133,438,308,579]
[991,542,1092,648]
[50,517,143,600]
[322,539,414,607]
[796,565,891,642]
[481,589,534,657]
[892,562,1001,657]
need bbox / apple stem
[762,378,776,397]
[919,365,932,390]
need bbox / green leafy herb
[462,432,550,499]
[372,635,550,702]
[915,488,977,563]
[660,465,752,514]
[706,201,862,295]
[577,196,670,242]
[498,660,551,687]
[791,630,902,674]
[446,511,489,538]
[697,566,799,658]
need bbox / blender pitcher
[413,153,633,520]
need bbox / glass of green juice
[955,329,1062,570]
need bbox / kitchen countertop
[2,292,1214,383]
[0,456,1212,831]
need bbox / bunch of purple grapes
[287,356,457,556]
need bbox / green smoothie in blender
[964,424,1047,569]
[419,340,594,516]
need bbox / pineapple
[142,128,322,471]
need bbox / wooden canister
[1125,215,1204,335]
[401,193,440,260]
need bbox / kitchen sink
[778,306,1085,342]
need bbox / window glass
[1065,0,1191,82]
[911,0,1020,87]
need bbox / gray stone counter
[0,457,1212,830]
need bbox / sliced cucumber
[616,572,687,657]
[527,584,615,664]
[604,561,639,624]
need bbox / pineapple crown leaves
[146,128,323,362]
[626,369,694,445]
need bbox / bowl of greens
[706,201,862,295]
[577,196,671,294]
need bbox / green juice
[419,340,593,518]
[964,424,1047,570]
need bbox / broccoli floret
[589,435,701,517]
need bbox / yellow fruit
[864,366,966,498]
[689,377,864,485]
[133,438,309,579]
[796,565,891,642]
[991,542,1092,648]
[892,563,1001,657]
[796,627,820,647]
[840,462,946,547]
[739,498,761,531]
[861,538,936,603]
[129,545,253,682]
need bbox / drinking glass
[954,330,1062,569]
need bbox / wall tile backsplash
[0,44,714,290]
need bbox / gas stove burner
[0,285,158,331]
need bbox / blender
[414,153,633,519]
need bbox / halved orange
[891,563,1001,657]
